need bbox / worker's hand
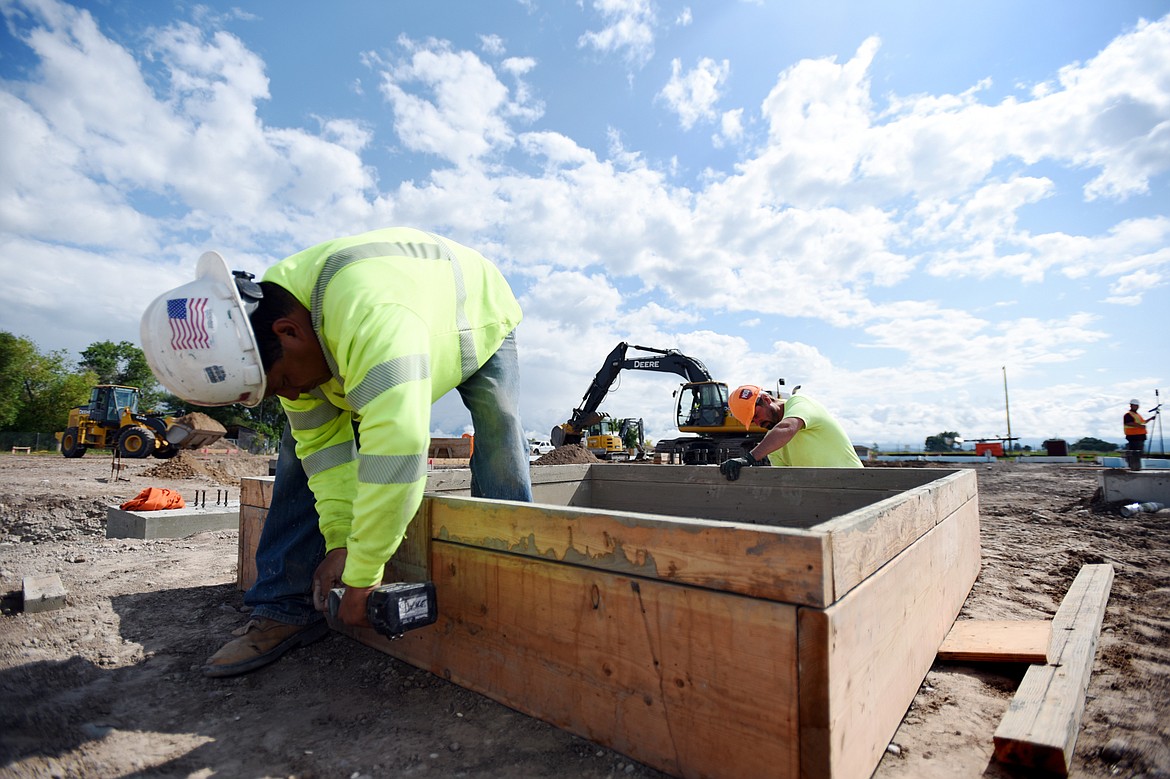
[719,455,760,481]
[334,585,375,629]
[311,548,348,612]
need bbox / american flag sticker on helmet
[167,297,210,349]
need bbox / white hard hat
[140,251,267,407]
[1130,398,1141,405]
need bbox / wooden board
[938,620,1052,664]
[342,542,801,779]
[820,469,978,601]
[993,564,1115,775]
[798,498,981,779]
[429,496,833,606]
[237,505,266,590]
[239,476,273,510]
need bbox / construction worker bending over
[719,384,862,480]
[141,227,533,677]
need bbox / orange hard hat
[729,384,763,430]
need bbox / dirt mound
[141,451,269,485]
[533,444,601,465]
[173,412,226,435]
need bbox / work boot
[203,617,330,678]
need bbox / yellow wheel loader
[56,385,225,459]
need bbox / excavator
[57,384,226,459]
[550,342,772,464]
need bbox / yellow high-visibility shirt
[263,227,522,587]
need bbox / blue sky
[1,0,1167,451]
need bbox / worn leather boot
[203,617,329,678]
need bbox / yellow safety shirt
[263,228,522,588]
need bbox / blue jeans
[245,332,533,625]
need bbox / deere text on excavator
[56,384,226,459]
[551,343,772,464]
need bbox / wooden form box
[239,464,980,779]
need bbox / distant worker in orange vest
[719,384,862,480]
[1123,399,1153,461]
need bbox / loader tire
[153,442,180,459]
[118,426,156,459]
[61,427,87,458]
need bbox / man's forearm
[750,420,801,460]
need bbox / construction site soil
[0,451,1167,779]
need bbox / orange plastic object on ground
[119,487,187,511]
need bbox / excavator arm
[551,343,715,446]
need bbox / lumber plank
[938,620,1052,664]
[343,542,801,779]
[429,495,833,607]
[588,478,890,528]
[239,476,273,509]
[798,498,981,779]
[821,469,978,601]
[236,505,266,590]
[593,463,958,492]
[993,564,1115,775]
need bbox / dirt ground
[0,452,1167,779]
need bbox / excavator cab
[676,381,730,429]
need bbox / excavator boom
[551,342,767,463]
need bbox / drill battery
[328,581,438,639]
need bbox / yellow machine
[551,343,770,464]
[57,384,225,459]
[583,416,645,461]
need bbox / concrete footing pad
[106,502,240,539]
[1098,469,1170,505]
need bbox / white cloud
[712,108,744,148]
[0,0,1166,446]
[377,37,543,168]
[578,0,657,67]
[480,33,506,56]
[658,56,730,130]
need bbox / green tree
[0,333,38,428]
[1072,436,1118,452]
[80,341,156,390]
[0,332,95,432]
[924,431,962,452]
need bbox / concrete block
[106,502,240,539]
[1098,470,1170,505]
[23,574,67,613]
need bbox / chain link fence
[0,431,60,453]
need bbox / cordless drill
[328,581,438,639]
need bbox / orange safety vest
[1124,411,1148,436]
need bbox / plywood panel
[938,620,1051,664]
[345,543,801,779]
[798,499,981,779]
[430,496,833,607]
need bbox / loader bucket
[166,412,227,450]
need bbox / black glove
[719,455,761,481]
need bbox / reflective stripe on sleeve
[359,452,428,485]
[346,353,431,413]
[286,403,343,431]
[303,440,358,476]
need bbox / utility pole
[1002,366,1012,451]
